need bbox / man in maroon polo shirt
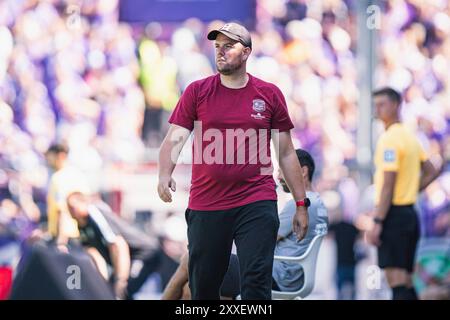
[157,22,309,300]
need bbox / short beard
[216,62,242,75]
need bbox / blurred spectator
[328,212,363,300]
[413,172,450,300]
[45,143,90,251]
[66,191,164,300]
[0,197,43,282]
[324,189,365,300]
[413,237,450,300]
[0,198,39,251]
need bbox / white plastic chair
[271,234,325,300]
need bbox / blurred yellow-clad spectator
[45,143,90,249]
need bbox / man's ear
[302,166,309,179]
[243,47,251,60]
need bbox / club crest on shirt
[252,99,266,113]
[384,149,396,162]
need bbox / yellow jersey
[47,166,90,238]
[374,123,427,206]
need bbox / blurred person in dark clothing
[0,197,45,277]
[0,199,38,249]
[66,191,163,299]
[329,216,362,300]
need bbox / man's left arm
[273,131,308,241]
[367,171,396,246]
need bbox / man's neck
[219,69,249,89]
[384,118,400,130]
[77,216,88,227]
[304,181,313,192]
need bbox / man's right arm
[108,235,131,299]
[158,124,191,202]
[55,210,70,250]
[161,252,189,300]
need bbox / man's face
[67,193,89,221]
[46,152,66,171]
[277,166,309,193]
[45,152,58,170]
[214,33,250,75]
[373,95,398,123]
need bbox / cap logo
[221,24,232,31]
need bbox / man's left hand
[293,207,308,241]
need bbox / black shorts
[378,205,420,273]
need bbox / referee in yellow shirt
[366,87,442,300]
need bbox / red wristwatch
[296,198,311,208]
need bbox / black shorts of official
[378,205,420,273]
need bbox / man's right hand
[365,223,383,247]
[158,176,177,202]
[57,244,69,254]
[114,278,128,300]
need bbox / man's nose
[217,47,225,56]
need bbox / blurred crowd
[0,0,449,299]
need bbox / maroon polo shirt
[169,73,294,211]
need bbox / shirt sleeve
[278,200,296,238]
[270,86,294,132]
[87,205,117,244]
[168,82,197,131]
[379,137,400,172]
